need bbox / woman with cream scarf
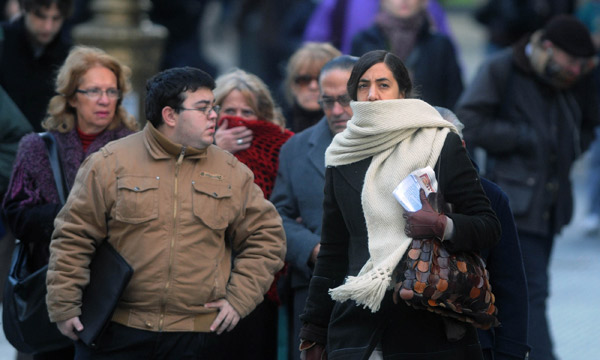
[298,50,500,360]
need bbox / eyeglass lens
[320,95,351,109]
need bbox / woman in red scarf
[212,69,292,359]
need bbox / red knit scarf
[218,116,293,199]
[218,116,293,305]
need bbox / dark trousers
[289,286,308,360]
[211,298,278,360]
[74,322,218,360]
[519,231,555,360]
[33,346,75,360]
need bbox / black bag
[2,132,71,353]
[76,240,133,348]
[2,243,73,353]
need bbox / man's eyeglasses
[178,105,221,115]
[319,95,352,109]
[294,74,318,86]
[76,88,121,100]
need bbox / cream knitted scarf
[326,99,456,312]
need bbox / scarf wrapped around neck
[218,116,293,199]
[325,99,457,312]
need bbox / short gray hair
[435,106,464,139]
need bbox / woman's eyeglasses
[294,74,318,86]
[319,95,352,110]
[76,88,121,100]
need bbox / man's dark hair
[318,55,359,86]
[145,67,215,128]
[20,0,74,17]
[347,50,412,100]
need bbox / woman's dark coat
[301,132,500,360]
[2,126,134,270]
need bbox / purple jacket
[2,125,134,269]
[303,0,452,54]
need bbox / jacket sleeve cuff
[49,307,81,323]
[299,322,327,345]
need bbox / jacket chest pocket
[116,176,160,224]
[192,179,233,230]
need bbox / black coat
[301,133,501,360]
[478,178,530,359]
[455,38,599,236]
[0,16,71,132]
[351,21,463,110]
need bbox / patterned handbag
[393,193,500,330]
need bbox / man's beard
[544,59,579,89]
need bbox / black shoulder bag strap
[38,132,68,205]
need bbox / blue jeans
[74,322,218,360]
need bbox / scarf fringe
[329,265,393,313]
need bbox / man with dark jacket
[456,15,599,360]
[0,0,72,132]
[46,67,286,358]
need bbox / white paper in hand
[393,166,438,211]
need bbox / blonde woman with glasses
[2,45,137,359]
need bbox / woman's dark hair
[347,50,412,100]
[145,67,215,128]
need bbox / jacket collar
[307,117,333,177]
[144,122,207,160]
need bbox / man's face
[320,69,353,134]
[24,3,64,47]
[546,43,597,87]
[172,89,218,149]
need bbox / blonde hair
[214,69,285,129]
[284,42,341,104]
[43,46,138,132]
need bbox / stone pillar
[72,0,167,125]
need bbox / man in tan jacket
[46,67,286,358]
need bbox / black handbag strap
[38,132,68,205]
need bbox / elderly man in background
[456,15,599,360]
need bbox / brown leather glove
[300,339,327,360]
[403,189,447,240]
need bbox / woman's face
[381,0,426,19]
[291,66,321,111]
[218,89,258,121]
[356,62,404,101]
[69,65,119,134]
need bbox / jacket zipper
[159,146,186,330]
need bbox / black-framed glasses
[319,94,352,109]
[178,105,221,115]
[76,88,121,100]
[294,74,318,86]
